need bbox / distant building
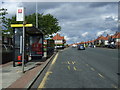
[108,32,120,48]
[71,32,120,48]
[114,32,120,48]
[44,40,47,45]
[52,33,66,48]
[94,35,108,47]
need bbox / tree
[0,8,8,32]
[0,8,13,37]
[9,13,61,36]
[0,8,8,23]
[40,14,61,35]
[26,13,61,35]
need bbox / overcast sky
[1,1,118,44]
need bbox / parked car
[107,44,116,49]
[77,44,85,50]
[89,45,96,48]
[72,44,77,48]
[55,45,65,49]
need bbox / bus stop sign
[16,7,24,21]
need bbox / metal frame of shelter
[11,24,44,67]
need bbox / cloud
[44,2,117,44]
[2,0,119,2]
[96,29,115,36]
[2,2,118,44]
[64,35,70,41]
[81,32,89,37]
[1,2,22,17]
[89,2,117,8]
[96,31,105,36]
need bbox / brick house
[94,35,108,47]
[43,40,47,45]
[52,33,66,48]
[115,32,120,48]
[108,32,120,48]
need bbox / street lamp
[36,0,38,28]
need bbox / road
[31,47,118,88]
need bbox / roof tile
[52,33,64,40]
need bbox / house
[94,36,101,46]
[89,40,95,46]
[78,42,85,47]
[52,33,66,49]
[101,36,109,47]
[105,34,111,46]
[94,35,108,47]
[115,32,120,48]
[108,32,120,48]
[43,40,47,45]
[85,41,89,46]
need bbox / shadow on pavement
[24,57,47,72]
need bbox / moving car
[77,44,85,50]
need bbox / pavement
[1,52,57,89]
[31,47,119,88]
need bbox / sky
[1,0,118,44]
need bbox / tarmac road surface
[31,47,119,88]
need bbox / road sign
[16,7,24,21]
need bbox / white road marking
[98,73,104,79]
[90,67,95,71]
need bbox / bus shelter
[11,24,44,67]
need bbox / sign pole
[16,7,25,73]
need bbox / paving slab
[1,52,57,89]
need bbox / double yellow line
[38,52,59,89]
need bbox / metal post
[36,1,38,28]
[13,29,16,67]
[55,33,57,52]
[22,22,25,73]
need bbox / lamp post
[36,0,38,28]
